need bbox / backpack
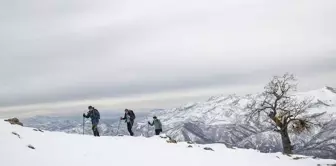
[129,110,136,120]
[158,120,162,128]
[92,109,100,120]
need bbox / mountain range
[22,87,336,159]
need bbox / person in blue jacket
[83,106,100,137]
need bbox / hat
[88,106,93,109]
[153,116,157,119]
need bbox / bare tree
[246,73,325,154]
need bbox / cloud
[0,0,336,117]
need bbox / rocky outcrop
[166,136,177,143]
[12,132,21,139]
[326,86,336,94]
[33,129,44,132]
[5,118,23,126]
[204,147,214,151]
[316,99,331,107]
[27,144,35,150]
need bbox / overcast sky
[0,0,335,118]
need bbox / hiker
[120,109,136,136]
[148,116,162,135]
[83,106,100,137]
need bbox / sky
[0,0,336,118]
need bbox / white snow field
[1,120,335,166]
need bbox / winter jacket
[149,119,162,130]
[84,109,100,125]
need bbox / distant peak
[325,86,336,94]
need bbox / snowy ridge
[296,87,336,109]
[22,87,336,159]
[136,87,336,158]
[1,120,335,166]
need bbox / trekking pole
[116,119,121,136]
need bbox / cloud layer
[0,0,336,117]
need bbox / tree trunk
[280,128,292,154]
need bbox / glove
[120,117,123,120]
[148,121,150,125]
[83,113,86,117]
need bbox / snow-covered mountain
[136,87,336,158]
[22,87,336,159]
[1,120,335,166]
[140,86,336,133]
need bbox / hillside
[22,87,336,159]
[138,87,336,158]
[1,120,335,166]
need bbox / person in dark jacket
[148,116,162,135]
[120,109,135,136]
[83,106,100,137]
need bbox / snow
[139,87,336,132]
[1,120,335,166]
[296,87,336,106]
[294,87,336,115]
[20,87,336,159]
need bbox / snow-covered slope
[296,86,336,114]
[144,86,336,128]
[139,87,335,130]
[135,87,336,158]
[1,120,335,166]
[22,87,336,159]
